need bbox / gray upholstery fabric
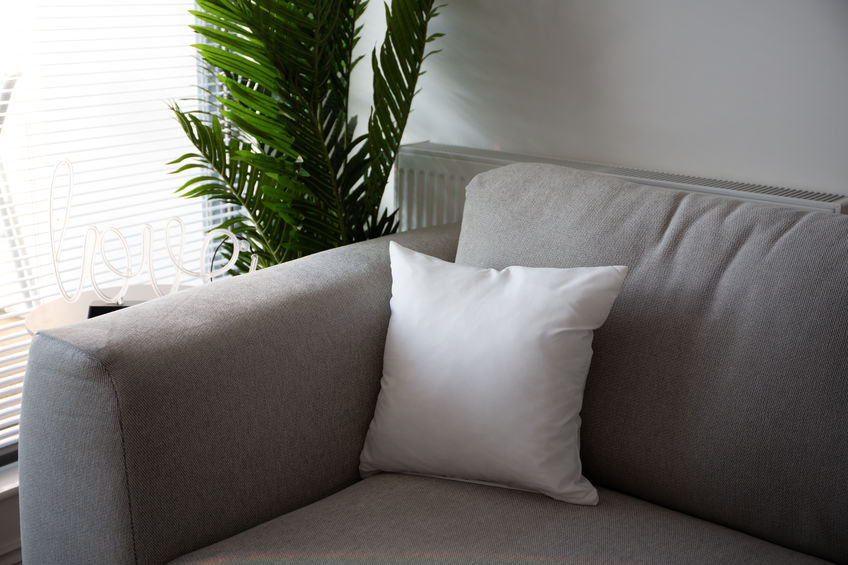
[19,337,135,564]
[171,473,832,564]
[19,224,461,565]
[455,163,848,564]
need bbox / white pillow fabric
[359,242,628,505]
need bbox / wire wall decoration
[48,160,258,306]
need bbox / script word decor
[49,160,258,305]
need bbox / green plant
[170,0,443,272]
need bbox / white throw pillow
[359,242,628,505]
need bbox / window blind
[0,0,220,458]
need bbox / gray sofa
[19,164,847,564]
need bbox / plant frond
[362,0,440,241]
[173,0,442,268]
[170,103,290,270]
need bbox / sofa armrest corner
[19,224,460,564]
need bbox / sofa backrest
[455,163,848,563]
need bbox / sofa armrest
[19,224,460,565]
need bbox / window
[0,0,218,462]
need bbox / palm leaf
[173,0,443,268]
[362,0,443,241]
[169,106,291,267]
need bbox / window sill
[0,463,20,565]
[0,464,17,502]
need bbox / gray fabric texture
[455,163,848,564]
[19,334,135,565]
[19,224,461,565]
[170,473,832,565]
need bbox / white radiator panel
[395,154,492,230]
[395,143,848,230]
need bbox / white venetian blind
[0,0,218,457]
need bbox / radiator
[394,142,848,230]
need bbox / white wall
[355,0,848,195]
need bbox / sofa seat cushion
[170,474,830,565]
